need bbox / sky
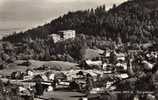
[0,0,127,35]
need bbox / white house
[50,34,61,43]
[50,30,76,43]
[59,30,76,40]
[116,53,126,61]
[26,69,34,76]
[85,60,102,67]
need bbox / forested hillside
[3,0,158,43]
[3,5,107,43]
[1,0,158,63]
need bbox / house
[116,62,127,72]
[26,69,34,76]
[32,74,48,82]
[85,60,102,67]
[58,30,76,40]
[116,53,126,61]
[23,69,34,80]
[50,30,76,43]
[84,60,103,69]
[50,34,61,43]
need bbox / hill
[1,0,158,62]
[3,0,158,43]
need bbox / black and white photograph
[1,0,158,100]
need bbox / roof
[141,43,153,49]
[54,72,67,79]
[32,74,48,82]
[85,60,102,66]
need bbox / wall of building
[50,34,61,43]
[62,30,76,40]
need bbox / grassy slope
[0,60,79,76]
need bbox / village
[0,29,157,100]
[2,0,158,99]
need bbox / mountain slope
[3,0,158,43]
[1,0,158,62]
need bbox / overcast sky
[0,0,127,34]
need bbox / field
[41,90,85,100]
[0,60,79,76]
[0,60,83,100]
